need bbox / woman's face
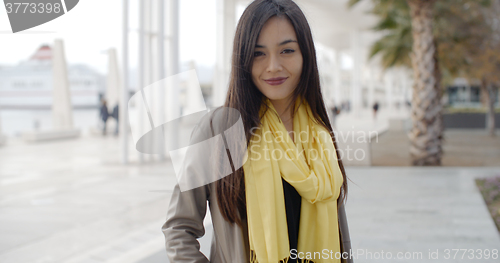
[251,16,303,104]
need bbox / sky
[0,0,217,74]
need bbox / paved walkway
[346,167,500,263]
[0,135,175,263]
[0,122,499,262]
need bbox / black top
[282,178,302,263]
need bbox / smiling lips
[264,77,288,86]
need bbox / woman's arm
[338,201,353,263]
[162,183,210,263]
[162,111,218,262]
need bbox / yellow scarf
[243,97,344,263]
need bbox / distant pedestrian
[111,104,119,136]
[99,99,109,135]
[345,100,351,112]
[33,119,40,131]
[330,105,340,129]
[373,101,379,120]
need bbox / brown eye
[254,51,264,57]
[282,49,295,54]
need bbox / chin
[259,87,295,102]
[263,92,292,102]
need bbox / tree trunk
[487,86,496,136]
[407,0,443,166]
[432,38,444,157]
[482,78,496,136]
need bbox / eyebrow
[255,39,297,48]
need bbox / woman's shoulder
[190,106,241,140]
[177,107,232,193]
[190,107,223,140]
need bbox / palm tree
[351,0,500,161]
[358,0,412,69]
[406,0,443,165]
[349,0,443,165]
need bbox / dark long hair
[216,0,348,228]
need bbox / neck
[269,96,294,123]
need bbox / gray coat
[162,181,353,263]
[161,109,353,263]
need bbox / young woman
[162,0,352,262]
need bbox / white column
[0,113,6,145]
[121,0,129,164]
[106,48,121,134]
[138,0,145,163]
[106,48,121,111]
[213,0,236,107]
[385,70,394,112]
[402,68,410,106]
[146,0,155,162]
[397,68,407,109]
[167,0,180,152]
[186,61,204,115]
[350,30,362,115]
[157,0,166,161]
[368,66,375,110]
[52,39,73,130]
[333,49,342,106]
[324,46,335,106]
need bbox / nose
[266,53,283,73]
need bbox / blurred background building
[0,45,104,109]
